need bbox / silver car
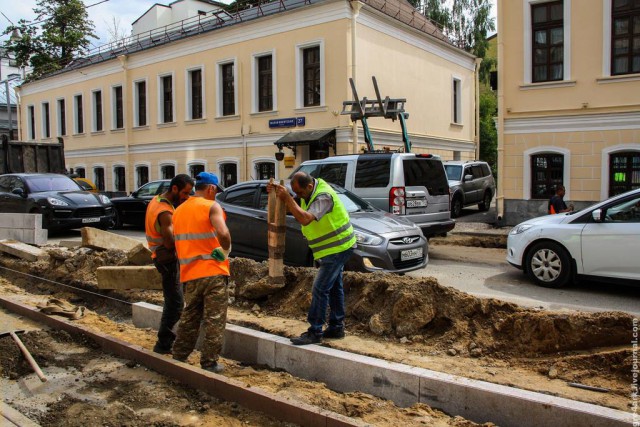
[216,180,428,273]
[444,160,496,218]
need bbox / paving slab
[81,227,143,251]
[0,240,49,262]
[96,266,161,290]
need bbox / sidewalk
[450,221,511,237]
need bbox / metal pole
[6,79,12,140]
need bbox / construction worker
[548,185,574,214]
[171,172,231,373]
[268,172,356,345]
[145,174,194,354]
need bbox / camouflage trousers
[172,275,229,368]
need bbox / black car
[0,173,115,230]
[217,180,428,273]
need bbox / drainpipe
[350,1,362,155]
[15,85,22,141]
[474,57,481,160]
[118,55,131,193]
[496,2,505,224]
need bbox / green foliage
[2,0,96,81]
[479,89,498,177]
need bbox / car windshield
[334,189,377,213]
[444,165,462,181]
[27,175,81,192]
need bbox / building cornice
[504,111,640,134]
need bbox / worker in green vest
[268,171,356,345]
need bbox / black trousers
[153,259,184,349]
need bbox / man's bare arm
[209,203,231,250]
[158,211,175,249]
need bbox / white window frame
[73,93,84,134]
[91,88,103,132]
[41,101,50,139]
[158,161,178,180]
[452,76,462,125]
[601,144,640,200]
[185,66,206,121]
[112,163,126,192]
[216,58,238,117]
[27,104,35,140]
[111,84,124,130]
[251,50,277,113]
[252,157,278,180]
[92,164,106,191]
[187,160,208,178]
[133,78,148,127]
[135,162,151,188]
[56,97,66,137]
[295,40,325,109]
[523,146,571,200]
[157,72,176,124]
[523,0,572,84]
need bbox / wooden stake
[268,179,286,286]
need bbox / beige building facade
[17,0,477,194]
[497,0,640,225]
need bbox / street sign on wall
[269,117,305,128]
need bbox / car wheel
[478,191,492,211]
[525,241,572,288]
[451,196,462,218]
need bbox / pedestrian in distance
[267,172,356,345]
[145,173,194,355]
[548,185,574,214]
[171,172,232,373]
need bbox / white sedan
[507,189,640,288]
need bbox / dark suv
[444,161,496,218]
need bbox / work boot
[322,327,345,339]
[202,362,224,374]
[290,331,322,346]
[153,342,172,355]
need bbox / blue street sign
[269,117,306,128]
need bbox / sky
[1,0,497,49]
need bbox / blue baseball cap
[196,172,219,186]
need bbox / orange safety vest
[173,196,230,282]
[145,195,174,260]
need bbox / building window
[452,78,461,124]
[136,165,149,188]
[531,1,564,83]
[188,69,203,120]
[114,166,126,192]
[160,75,173,123]
[76,167,85,178]
[220,163,238,187]
[113,85,124,129]
[531,154,564,199]
[57,99,66,136]
[610,152,640,196]
[74,94,84,134]
[161,164,175,179]
[256,162,275,180]
[92,90,103,132]
[611,0,640,75]
[189,164,205,178]
[303,46,320,107]
[221,63,235,116]
[41,102,50,138]
[94,167,105,191]
[27,105,35,140]
[258,55,273,112]
[135,80,147,127]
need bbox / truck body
[0,135,66,175]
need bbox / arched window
[220,162,238,187]
[114,166,126,191]
[255,161,275,180]
[530,153,564,199]
[609,151,640,196]
[75,167,86,178]
[189,163,205,178]
[161,164,175,179]
[94,167,105,191]
[136,165,149,188]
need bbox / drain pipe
[350,1,362,155]
[496,5,505,224]
[474,57,481,161]
[118,54,131,193]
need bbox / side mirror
[592,209,604,223]
[11,188,25,198]
[464,174,473,182]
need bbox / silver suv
[444,160,496,218]
[293,153,454,238]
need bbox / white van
[292,153,454,237]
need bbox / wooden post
[268,179,286,286]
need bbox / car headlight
[47,197,69,207]
[354,230,383,246]
[99,194,111,204]
[510,224,534,235]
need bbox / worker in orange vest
[171,172,231,373]
[145,174,194,355]
[548,185,574,214]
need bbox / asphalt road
[47,226,640,317]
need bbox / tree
[3,0,96,80]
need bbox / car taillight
[389,186,405,215]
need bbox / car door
[580,193,640,280]
[1,176,29,213]
[127,181,165,225]
[221,185,263,259]
[461,166,476,203]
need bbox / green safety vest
[301,179,356,260]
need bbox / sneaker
[290,332,322,346]
[322,328,345,339]
[153,342,172,355]
[202,362,224,374]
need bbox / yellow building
[18,0,478,194]
[497,0,640,225]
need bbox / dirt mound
[431,235,507,249]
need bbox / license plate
[406,199,427,208]
[82,217,100,224]
[401,247,423,261]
